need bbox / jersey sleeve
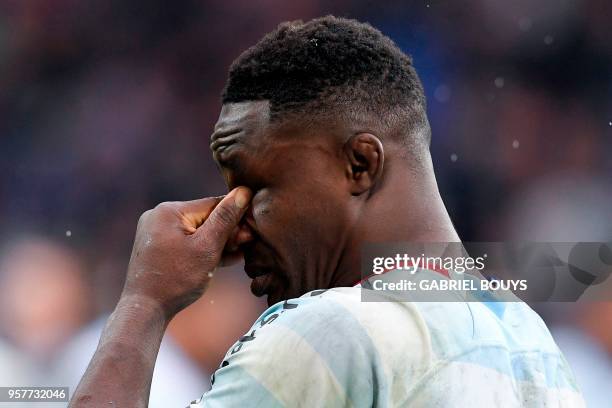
[187,291,384,408]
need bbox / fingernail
[234,188,250,209]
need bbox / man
[71,17,583,407]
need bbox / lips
[244,262,275,297]
[250,273,274,297]
[244,263,269,279]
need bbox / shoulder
[201,288,434,407]
[199,289,387,407]
[252,287,432,348]
[221,286,437,368]
[226,287,435,377]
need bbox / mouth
[244,263,275,297]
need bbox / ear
[343,133,384,196]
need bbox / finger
[197,187,252,257]
[225,224,255,252]
[177,196,224,231]
[224,226,242,252]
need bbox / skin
[211,101,459,305]
[70,100,459,406]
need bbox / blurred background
[0,0,610,406]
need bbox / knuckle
[151,201,182,220]
[155,201,176,212]
[138,209,152,224]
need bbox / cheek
[250,189,308,239]
[250,182,349,249]
[250,189,279,231]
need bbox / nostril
[236,220,256,245]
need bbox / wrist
[71,294,169,406]
[102,294,171,350]
[115,293,169,320]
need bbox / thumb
[197,187,252,257]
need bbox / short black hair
[223,16,430,148]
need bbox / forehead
[211,100,317,165]
[213,101,270,138]
[211,101,343,188]
[211,101,289,188]
[211,100,270,162]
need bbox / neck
[332,157,460,287]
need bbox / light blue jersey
[189,268,584,407]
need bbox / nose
[242,204,257,231]
[234,222,255,246]
[235,206,256,246]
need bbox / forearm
[70,190,250,406]
[70,294,170,407]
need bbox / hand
[121,187,252,318]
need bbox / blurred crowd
[0,0,610,406]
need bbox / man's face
[211,101,353,305]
